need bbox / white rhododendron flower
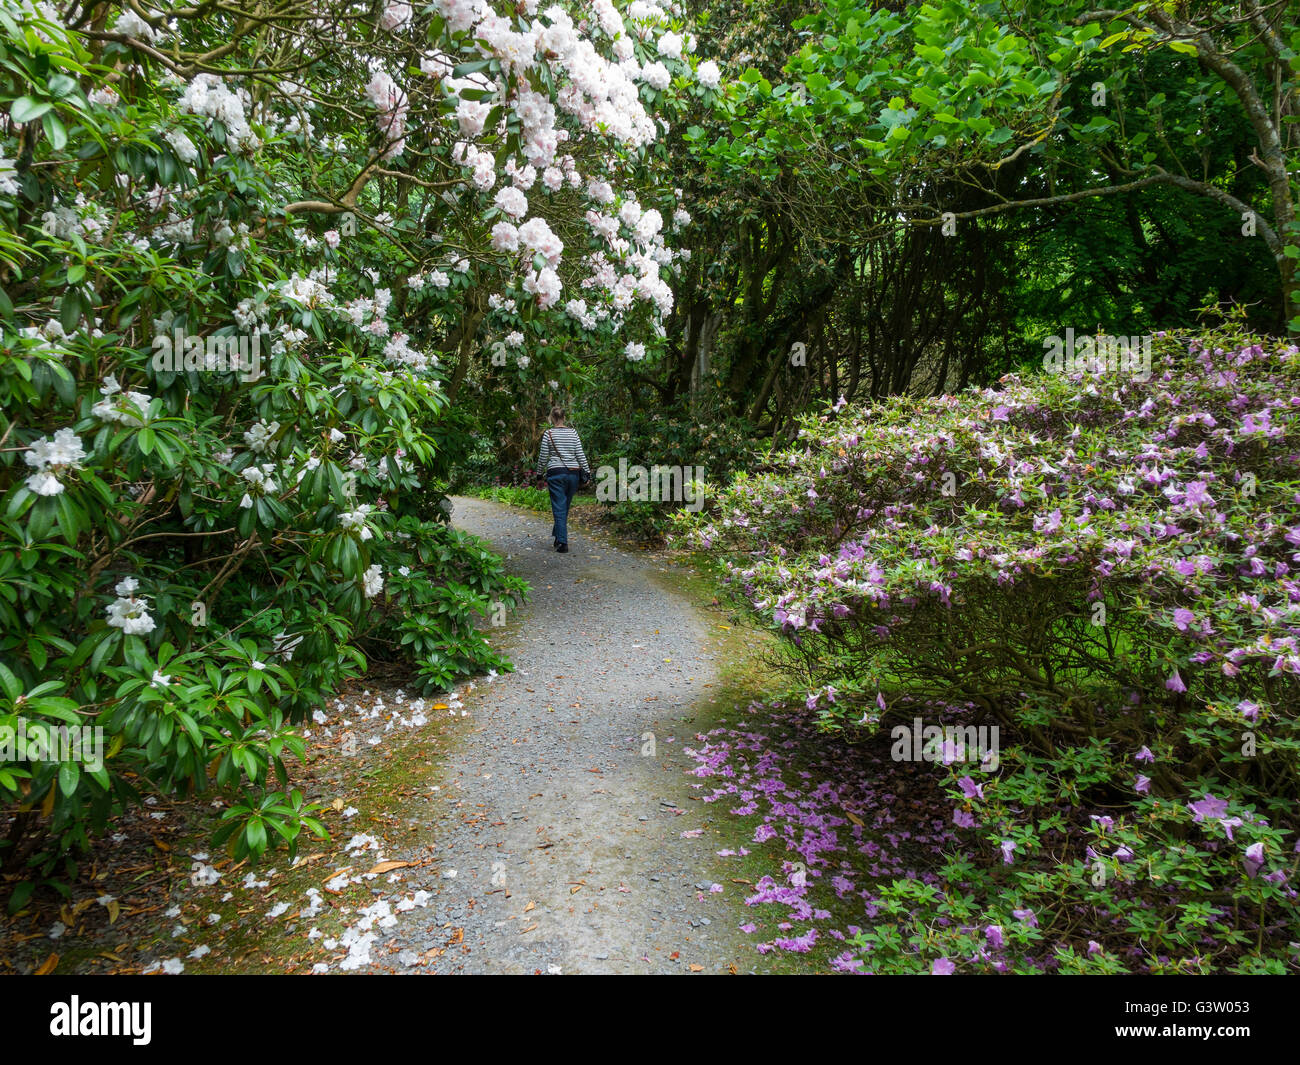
[518,217,563,265]
[280,273,332,307]
[0,156,19,196]
[92,375,153,425]
[23,428,86,496]
[106,578,156,635]
[635,207,663,242]
[491,221,520,252]
[658,31,683,59]
[241,464,278,497]
[164,128,199,164]
[113,11,159,43]
[457,98,491,138]
[641,61,671,90]
[244,420,280,453]
[493,186,528,219]
[586,178,615,205]
[340,504,375,539]
[178,73,258,151]
[379,1,412,32]
[523,265,562,308]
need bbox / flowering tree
[0,0,709,890]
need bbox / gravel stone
[349,496,760,974]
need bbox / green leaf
[7,881,35,914]
[911,85,939,109]
[47,74,78,97]
[41,111,67,150]
[0,661,20,700]
[59,289,82,333]
[10,96,53,124]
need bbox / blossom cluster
[23,428,86,497]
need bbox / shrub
[680,326,1300,972]
[0,10,530,892]
[574,390,755,541]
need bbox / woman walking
[535,407,591,553]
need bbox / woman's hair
[549,406,565,425]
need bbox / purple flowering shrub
[680,327,1300,971]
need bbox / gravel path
[361,496,762,974]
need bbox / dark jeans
[546,470,580,545]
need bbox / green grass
[456,484,555,512]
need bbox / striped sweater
[535,425,591,478]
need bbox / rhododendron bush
[682,326,1300,971]
[0,0,703,887]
